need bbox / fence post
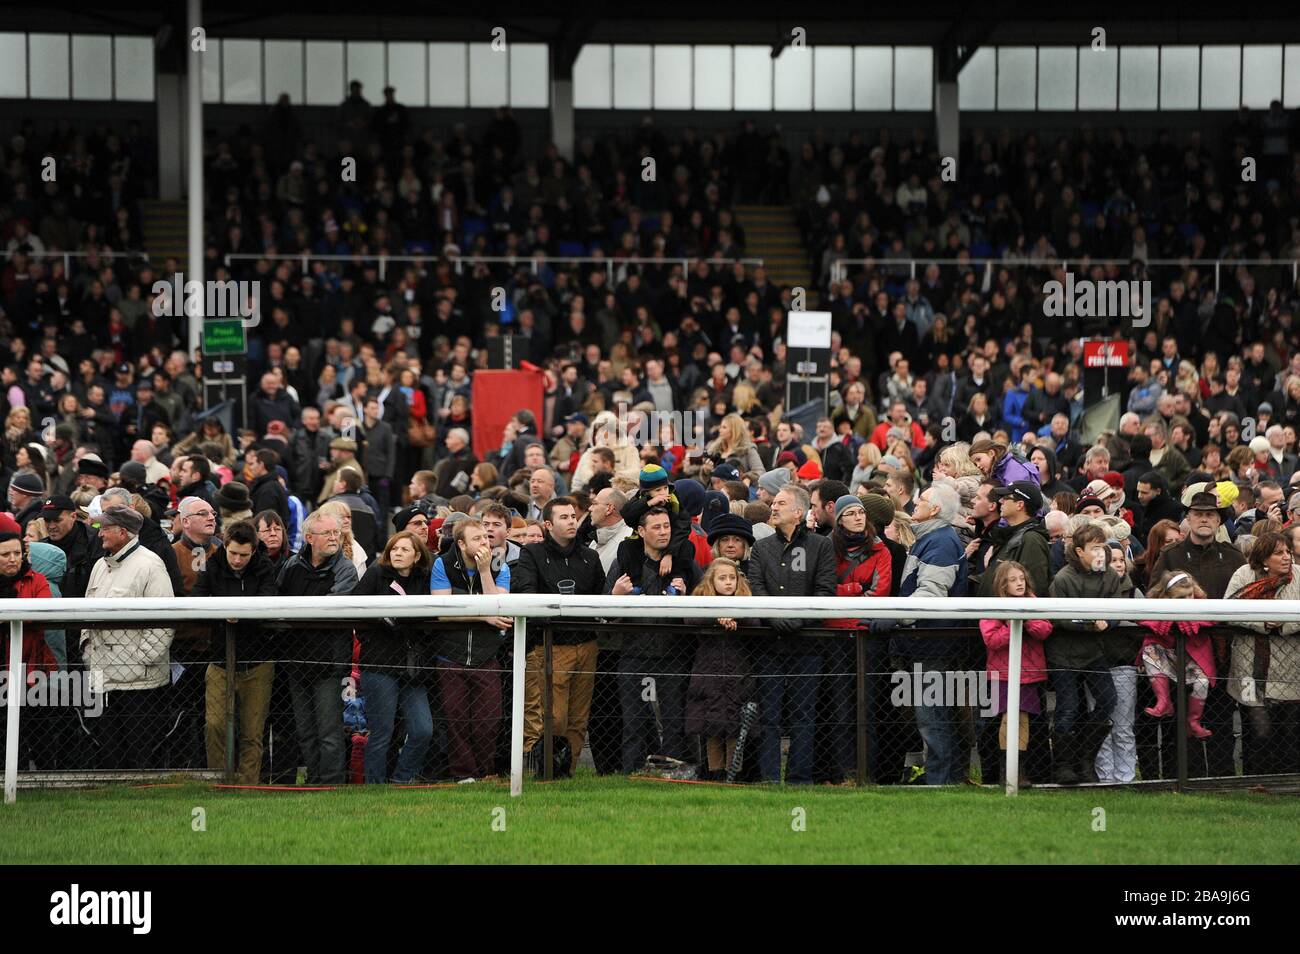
[1005,619,1023,796]
[1175,627,1188,793]
[224,623,237,783]
[855,630,868,786]
[543,625,554,781]
[509,617,527,797]
[4,620,23,804]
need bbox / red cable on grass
[628,774,747,788]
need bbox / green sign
[203,319,247,354]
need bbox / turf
[2,774,1297,864]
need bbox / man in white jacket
[82,505,175,769]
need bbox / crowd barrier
[4,595,1299,803]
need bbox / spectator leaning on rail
[0,512,57,768]
[193,519,278,784]
[1047,523,1123,785]
[511,495,605,777]
[877,482,971,786]
[430,518,512,783]
[1225,530,1300,776]
[606,505,701,774]
[745,483,837,785]
[355,530,435,784]
[1148,490,1246,776]
[275,509,358,785]
[82,505,175,770]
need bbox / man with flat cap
[82,505,176,769]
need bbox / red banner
[471,369,546,465]
[1083,340,1130,368]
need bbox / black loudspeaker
[486,335,530,369]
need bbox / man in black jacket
[746,483,838,784]
[511,496,605,776]
[606,507,700,773]
[276,510,358,784]
[245,448,290,526]
[976,481,1051,597]
[1134,470,1183,543]
[194,520,278,783]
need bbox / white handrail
[0,593,1291,623]
[2,594,1284,804]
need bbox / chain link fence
[4,615,1299,791]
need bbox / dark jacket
[511,532,605,645]
[1047,563,1127,669]
[604,538,700,657]
[429,548,509,667]
[177,478,216,509]
[249,471,290,526]
[746,523,837,652]
[362,418,397,480]
[276,548,359,671]
[52,520,95,601]
[290,427,331,500]
[1134,491,1183,547]
[976,515,1051,598]
[193,545,279,667]
[1149,538,1246,600]
[354,561,433,673]
[247,387,301,438]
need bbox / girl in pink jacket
[1138,571,1215,739]
[980,561,1053,784]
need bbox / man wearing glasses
[275,511,358,784]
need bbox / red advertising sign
[1083,340,1130,369]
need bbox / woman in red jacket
[827,494,891,782]
[980,560,1052,786]
[0,512,56,768]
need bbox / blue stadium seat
[558,240,587,257]
[971,242,993,258]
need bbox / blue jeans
[362,671,433,784]
[911,662,965,785]
[1052,663,1118,736]
[756,651,822,784]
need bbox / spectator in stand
[684,558,755,780]
[511,496,605,776]
[195,519,278,783]
[355,530,435,783]
[1047,524,1124,785]
[275,510,358,784]
[0,513,57,768]
[245,448,290,527]
[430,518,512,782]
[746,484,837,784]
[171,496,220,595]
[82,505,175,769]
[1225,531,1300,775]
[979,561,1052,786]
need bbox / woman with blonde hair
[850,442,882,491]
[885,511,915,549]
[318,500,368,576]
[704,413,763,474]
[731,381,765,417]
[571,410,640,490]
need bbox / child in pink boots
[1138,571,1216,739]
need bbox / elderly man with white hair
[131,439,170,485]
[881,481,972,785]
[82,504,176,769]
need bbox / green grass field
[3,773,1298,864]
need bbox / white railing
[827,257,1300,294]
[15,250,151,273]
[3,593,1286,804]
[222,252,763,283]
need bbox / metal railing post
[224,623,237,783]
[4,620,22,804]
[509,617,527,797]
[543,625,554,781]
[1005,619,1023,796]
[855,630,868,786]
[1175,627,1188,793]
